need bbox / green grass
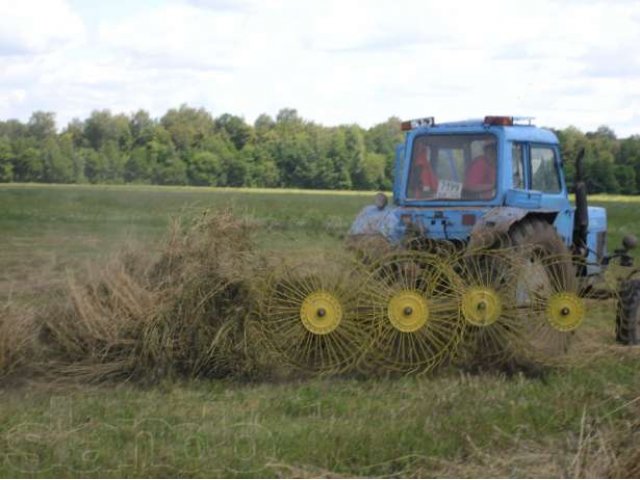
[1,184,640,477]
[0,184,372,302]
[0,183,373,244]
[1,357,639,477]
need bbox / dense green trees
[1,107,639,193]
[553,125,640,194]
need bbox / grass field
[0,184,370,304]
[1,183,639,478]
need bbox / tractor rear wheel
[504,218,576,291]
[506,217,569,257]
[616,279,640,345]
[505,217,575,289]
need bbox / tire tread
[616,279,640,345]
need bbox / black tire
[506,218,569,256]
[505,217,575,287]
[616,279,640,345]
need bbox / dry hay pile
[35,210,263,383]
[0,301,40,381]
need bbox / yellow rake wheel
[461,286,502,327]
[546,292,585,332]
[387,290,429,333]
[299,291,343,335]
[258,257,374,374]
[361,251,463,374]
[452,248,529,366]
[517,252,585,362]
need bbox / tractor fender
[468,206,553,249]
[348,205,402,246]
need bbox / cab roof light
[484,116,513,126]
[401,117,435,131]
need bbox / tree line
[1,106,639,194]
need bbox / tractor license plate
[436,179,463,199]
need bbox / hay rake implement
[252,245,607,375]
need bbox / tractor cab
[349,115,608,272]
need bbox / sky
[1,0,639,136]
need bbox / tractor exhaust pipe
[573,148,589,256]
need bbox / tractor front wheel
[616,279,640,345]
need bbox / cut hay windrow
[0,210,605,384]
[33,210,262,383]
[0,301,39,381]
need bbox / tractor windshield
[407,134,498,201]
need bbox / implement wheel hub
[462,287,502,327]
[546,292,584,332]
[300,291,343,335]
[387,290,429,333]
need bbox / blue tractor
[348,115,639,345]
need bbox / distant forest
[1,106,639,194]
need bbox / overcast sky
[1,0,639,136]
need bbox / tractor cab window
[531,146,561,193]
[512,143,525,189]
[407,134,497,201]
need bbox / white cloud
[98,2,247,70]
[0,0,85,55]
[0,0,639,137]
[0,88,26,114]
